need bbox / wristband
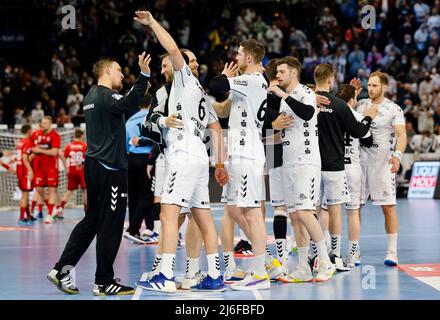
[393,151,402,161]
[158,116,167,128]
[215,163,225,169]
[140,71,151,78]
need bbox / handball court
[0,199,439,300]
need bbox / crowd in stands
[1,0,440,156]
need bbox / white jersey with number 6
[227,73,267,161]
[165,62,218,161]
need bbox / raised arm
[134,11,184,71]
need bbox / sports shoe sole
[230,282,271,291]
[136,283,177,294]
[92,289,135,296]
[46,275,79,295]
[278,276,313,283]
[190,286,228,292]
[234,251,254,258]
[123,233,147,245]
[315,269,336,282]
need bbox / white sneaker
[316,259,336,282]
[141,229,153,238]
[278,265,313,283]
[230,273,270,291]
[384,251,398,266]
[224,267,248,284]
[44,215,54,224]
[346,249,361,268]
[355,250,361,266]
[266,258,284,280]
[180,271,204,290]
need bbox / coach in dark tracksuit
[48,53,151,296]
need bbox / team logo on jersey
[240,130,246,137]
[241,111,247,117]
[241,121,247,127]
[304,131,309,137]
[305,148,311,154]
[299,193,308,200]
[177,103,182,111]
[240,139,246,146]
[233,79,248,86]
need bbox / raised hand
[350,78,363,97]
[138,52,151,74]
[134,11,155,26]
[222,62,239,78]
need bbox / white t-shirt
[279,83,320,167]
[356,98,405,165]
[344,108,372,168]
[165,62,218,160]
[227,72,267,161]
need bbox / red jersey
[64,141,87,168]
[31,129,61,171]
[15,138,33,176]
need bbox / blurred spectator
[66,84,84,118]
[265,24,283,56]
[31,101,45,124]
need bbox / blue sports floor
[0,199,440,300]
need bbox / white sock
[240,229,250,243]
[324,230,331,251]
[160,253,175,279]
[298,247,309,269]
[207,253,221,278]
[265,245,274,265]
[223,251,236,272]
[276,239,286,261]
[387,233,398,253]
[309,241,318,258]
[153,220,161,234]
[151,254,162,276]
[317,240,330,263]
[253,254,267,277]
[348,240,359,257]
[331,234,342,257]
[185,257,200,278]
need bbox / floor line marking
[132,272,148,300]
[252,289,263,300]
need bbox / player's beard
[369,87,383,101]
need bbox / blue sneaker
[190,275,227,292]
[18,218,28,225]
[143,232,159,244]
[136,273,177,293]
[37,212,43,219]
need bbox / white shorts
[152,153,166,198]
[320,170,350,206]
[227,157,265,208]
[160,152,210,209]
[284,164,321,212]
[361,162,396,206]
[269,167,285,207]
[221,185,228,203]
[345,165,362,210]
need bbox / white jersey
[280,83,320,167]
[356,98,405,165]
[165,62,218,161]
[227,73,267,161]
[344,108,371,168]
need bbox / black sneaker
[47,269,79,294]
[93,279,135,296]
[28,215,37,222]
[234,239,252,253]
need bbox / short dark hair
[277,56,302,79]
[265,58,280,81]
[74,129,84,139]
[240,39,265,63]
[314,63,335,84]
[92,58,117,80]
[140,93,153,109]
[21,124,31,135]
[336,84,356,103]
